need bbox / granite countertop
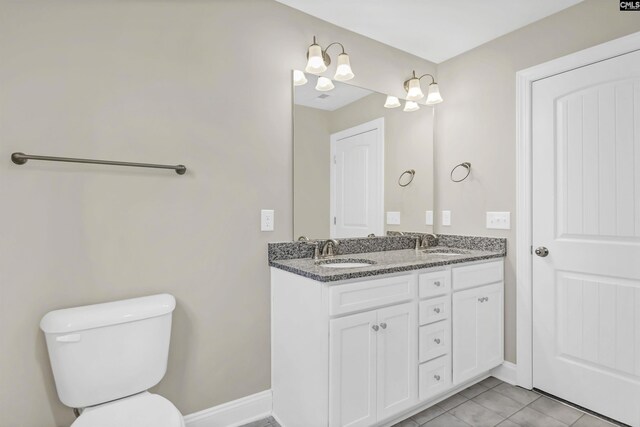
[269,246,504,283]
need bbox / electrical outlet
[486,211,510,229]
[386,211,401,225]
[442,210,451,226]
[261,209,274,231]
[425,210,433,226]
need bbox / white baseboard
[491,361,517,385]
[184,390,272,427]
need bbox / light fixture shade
[293,70,308,86]
[403,101,420,112]
[384,95,401,108]
[305,44,327,74]
[315,76,335,92]
[425,83,443,105]
[406,78,425,101]
[334,53,355,81]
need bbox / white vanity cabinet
[452,261,504,385]
[330,302,417,427]
[271,258,504,427]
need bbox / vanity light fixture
[403,70,443,105]
[305,36,355,81]
[384,95,401,108]
[403,101,420,112]
[315,76,335,92]
[293,70,308,86]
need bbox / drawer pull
[433,307,441,314]
[434,338,441,344]
[434,374,441,381]
[372,324,379,332]
[434,281,441,287]
[478,297,488,303]
[380,322,387,329]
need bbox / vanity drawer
[419,320,450,363]
[452,260,503,291]
[419,296,450,325]
[329,274,416,316]
[418,270,450,298]
[419,355,451,401]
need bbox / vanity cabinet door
[376,302,418,421]
[452,283,503,384]
[330,311,378,427]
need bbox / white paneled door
[331,118,384,238]
[532,49,640,427]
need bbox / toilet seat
[71,392,185,427]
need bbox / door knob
[372,324,379,331]
[535,246,549,257]
[380,322,387,329]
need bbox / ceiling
[276,0,583,63]
[294,74,374,111]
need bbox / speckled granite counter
[268,234,506,283]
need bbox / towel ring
[450,162,471,182]
[398,169,415,187]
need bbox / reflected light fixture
[305,36,355,81]
[293,70,308,86]
[403,70,443,105]
[384,95,401,108]
[315,76,335,91]
[403,101,420,112]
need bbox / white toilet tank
[40,294,176,409]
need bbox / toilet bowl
[71,392,184,427]
[40,294,184,426]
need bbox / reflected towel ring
[450,162,471,182]
[398,169,415,187]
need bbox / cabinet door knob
[372,324,379,331]
[433,307,441,314]
[434,281,441,286]
[434,338,441,344]
[380,322,387,329]
[434,374,441,381]
[478,297,484,302]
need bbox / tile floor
[241,377,622,427]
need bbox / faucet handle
[304,241,320,260]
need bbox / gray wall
[0,1,436,426]
[434,0,640,363]
[294,92,435,238]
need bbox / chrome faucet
[321,239,340,257]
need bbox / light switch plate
[442,210,451,226]
[486,211,510,229]
[425,210,434,226]
[386,211,401,225]
[261,209,274,231]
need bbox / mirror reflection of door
[331,119,384,238]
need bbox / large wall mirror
[293,72,434,239]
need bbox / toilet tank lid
[40,294,176,334]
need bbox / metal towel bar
[11,152,186,175]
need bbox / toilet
[40,294,185,427]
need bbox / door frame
[330,117,385,238]
[515,31,640,389]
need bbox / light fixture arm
[324,41,347,55]
[417,73,436,84]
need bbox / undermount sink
[317,259,376,269]
[423,247,470,256]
